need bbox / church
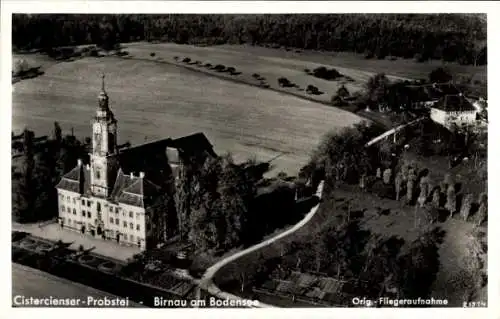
[56,75,217,250]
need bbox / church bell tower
[90,74,118,197]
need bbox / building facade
[56,76,216,250]
[429,94,478,129]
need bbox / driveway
[12,222,140,261]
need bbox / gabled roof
[432,95,476,112]
[170,132,217,157]
[109,168,161,207]
[55,163,91,195]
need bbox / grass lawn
[12,53,363,176]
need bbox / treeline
[13,14,486,65]
[12,124,88,223]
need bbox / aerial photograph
[10,13,487,308]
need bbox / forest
[12,14,486,66]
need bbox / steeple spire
[101,73,106,93]
[98,73,109,109]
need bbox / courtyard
[12,221,140,261]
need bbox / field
[123,42,486,102]
[12,51,366,176]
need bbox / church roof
[56,163,91,195]
[56,132,216,208]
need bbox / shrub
[445,185,457,216]
[226,67,236,74]
[383,168,392,185]
[204,63,212,68]
[252,73,260,79]
[432,189,441,208]
[174,56,179,60]
[214,64,225,71]
[460,194,473,221]
[278,77,292,87]
[306,85,320,94]
[475,203,487,226]
[395,173,403,200]
[312,66,342,80]
[150,52,156,57]
[182,57,191,63]
[406,180,414,203]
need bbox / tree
[395,173,402,200]
[419,175,431,199]
[366,73,390,109]
[52,122,62,145]
[406,179,414,203]
[445,185,457,218]
[13,129,36,222]
[429,67,452,83]
[460,194,473,221]
[475,203,487,226]
[336,85,350,99]
[383,168,392,185]
[432,189,441,208]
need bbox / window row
[60,194,93,208]
[108,231,143,244]
[108,207,142,220]
[109,217,141,231]
[61,206,92,219]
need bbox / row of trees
[13,14,486,65]
[12,123,88,223]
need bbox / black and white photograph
[3,1,495,314]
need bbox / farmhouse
[408,83,461,109]
[56,75,216,250]
[430,94,478,129]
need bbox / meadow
[12,53,363,176]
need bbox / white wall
[430,108,478,128]
[57,189,147,250]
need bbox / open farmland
[122,42,406,105]
[12,55,363,176]
[121,42,486,103]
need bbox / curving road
[199,181,325,308]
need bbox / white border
[1,2,498,319]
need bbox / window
[110,217,114,223]
[130,235,134,242]
[61,206,65,212]
[109,207,113,212]
[124,234,128,241]
[115,207,119,214]
[87,212,91,218]
[73,198,76,204]
[129,211,133,218]
[87,201,91,207]
[82,211,85,217]
[110,230,114,237]
[82,199,85,205]
[115,218,119,225]
[97,203,101,212]
[68,218,72,224]
[67,196,70,202]
[136,224,140,231]
[123,221,127,228]
[73,209,76,215]
[129,222,133,229]
[136,212,140,220]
